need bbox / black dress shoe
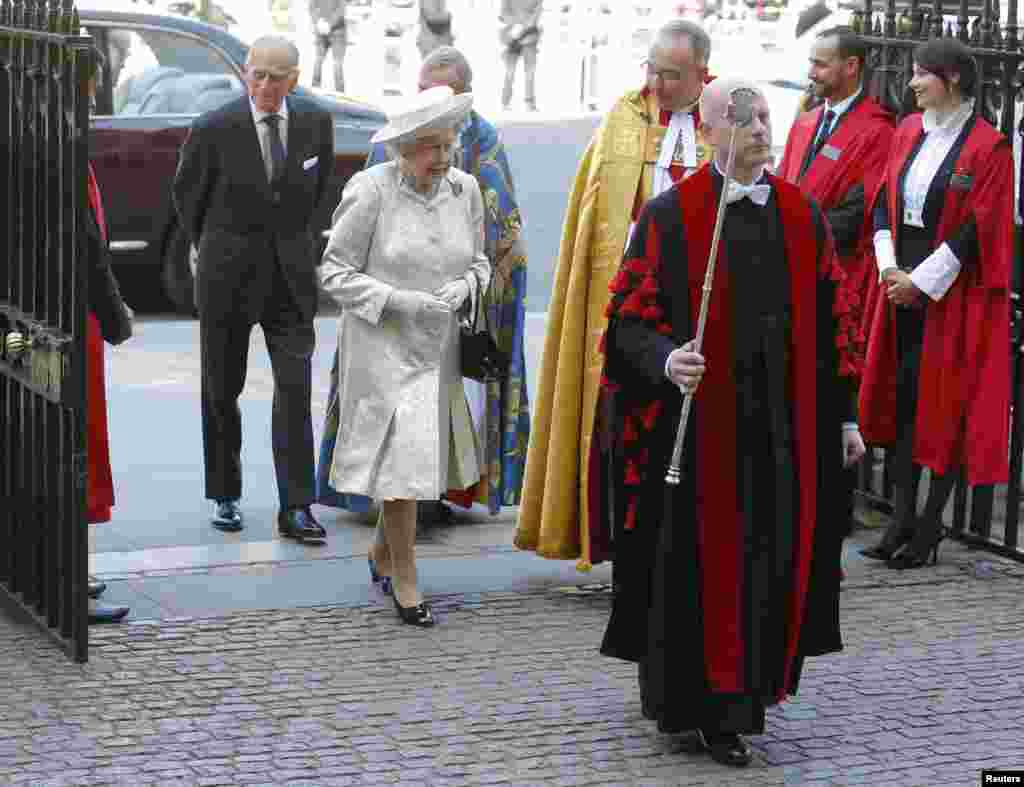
[392,595,435,627]
[700,730,752,767]
[211,500,244,532]
[88,600,129,624]
[87,576,107,599]
[278,507,326,544]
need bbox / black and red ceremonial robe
[590,164,863,722]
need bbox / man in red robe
[776,25,893,556]
[592,79,865,767]
[777,25,894,336]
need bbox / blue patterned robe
[316,110,530,514]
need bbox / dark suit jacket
[172,94,334,322]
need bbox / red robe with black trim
[858,114,1012,485]
[593,164,862,731]
[86,164,115,524]
[777,95,895,337]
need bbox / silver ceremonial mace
[665,87,758,486]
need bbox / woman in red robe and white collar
[859,38,1014,569]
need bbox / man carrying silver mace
[590,79,865,766]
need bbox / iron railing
[852,0,1024,560]
[0,0,92,661]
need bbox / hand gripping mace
[665,87,758,486]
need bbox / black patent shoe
[886,527,947,570]
[88,600,129,624]
[87,576,107,599]
[211,500,244,532]
[392,596,435,627]
[860,521,914,561]
[700,730,752,767]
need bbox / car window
[85,25,244,117]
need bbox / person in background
[515,19,712,570]
[85,46,135,624]
[499,0,543,111]
[595,79,863,766]
[417,0,455,59]
[319,86,490,626]
[317,47,530,525]
[310,0,348,92]
[858,38,1013,569]
[173,36,334,543]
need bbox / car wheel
[161,224,198,317]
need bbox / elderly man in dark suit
[173,36,334,542]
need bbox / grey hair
[654,20,711,67]
[246,35,301,69]
[420,46,473,93]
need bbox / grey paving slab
[91,549,613,622]
[3,526,1024,786]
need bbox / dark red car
[81,8,385,312]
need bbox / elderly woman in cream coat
[320,86,490,627]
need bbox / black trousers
[200,262,315,509]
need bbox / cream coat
[320,162,490,500]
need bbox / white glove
[386,289,451,320]
[434,279,471,311]
[316,18,331,34]
[842,426,866,468]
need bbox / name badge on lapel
[821,144,841,161]
[950,172,973,190]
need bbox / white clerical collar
[922,98,974,136]
[825,85,862,122]
[250,96,289,126]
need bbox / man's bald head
[698,79,773,179]
[698,78,765,132]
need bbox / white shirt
[250,97,290,183]
[875,99,975,301]
[824,86,862,127]
[812,86,862,150]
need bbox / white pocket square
[303,156,319,170]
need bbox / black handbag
[460,277,508,382]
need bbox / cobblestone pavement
[2,529,1023,787]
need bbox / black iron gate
[1,0,93,661]
[852,0,1024,560]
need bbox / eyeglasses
[643,61,687,83]
[248,68,294,83]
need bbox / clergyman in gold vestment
[515,20,713,568]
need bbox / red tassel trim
[641,400,663,430]
[624,498,638,531]
[623,415,639,445]
[624,459,642,486]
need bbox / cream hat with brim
[370,85,473,146]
